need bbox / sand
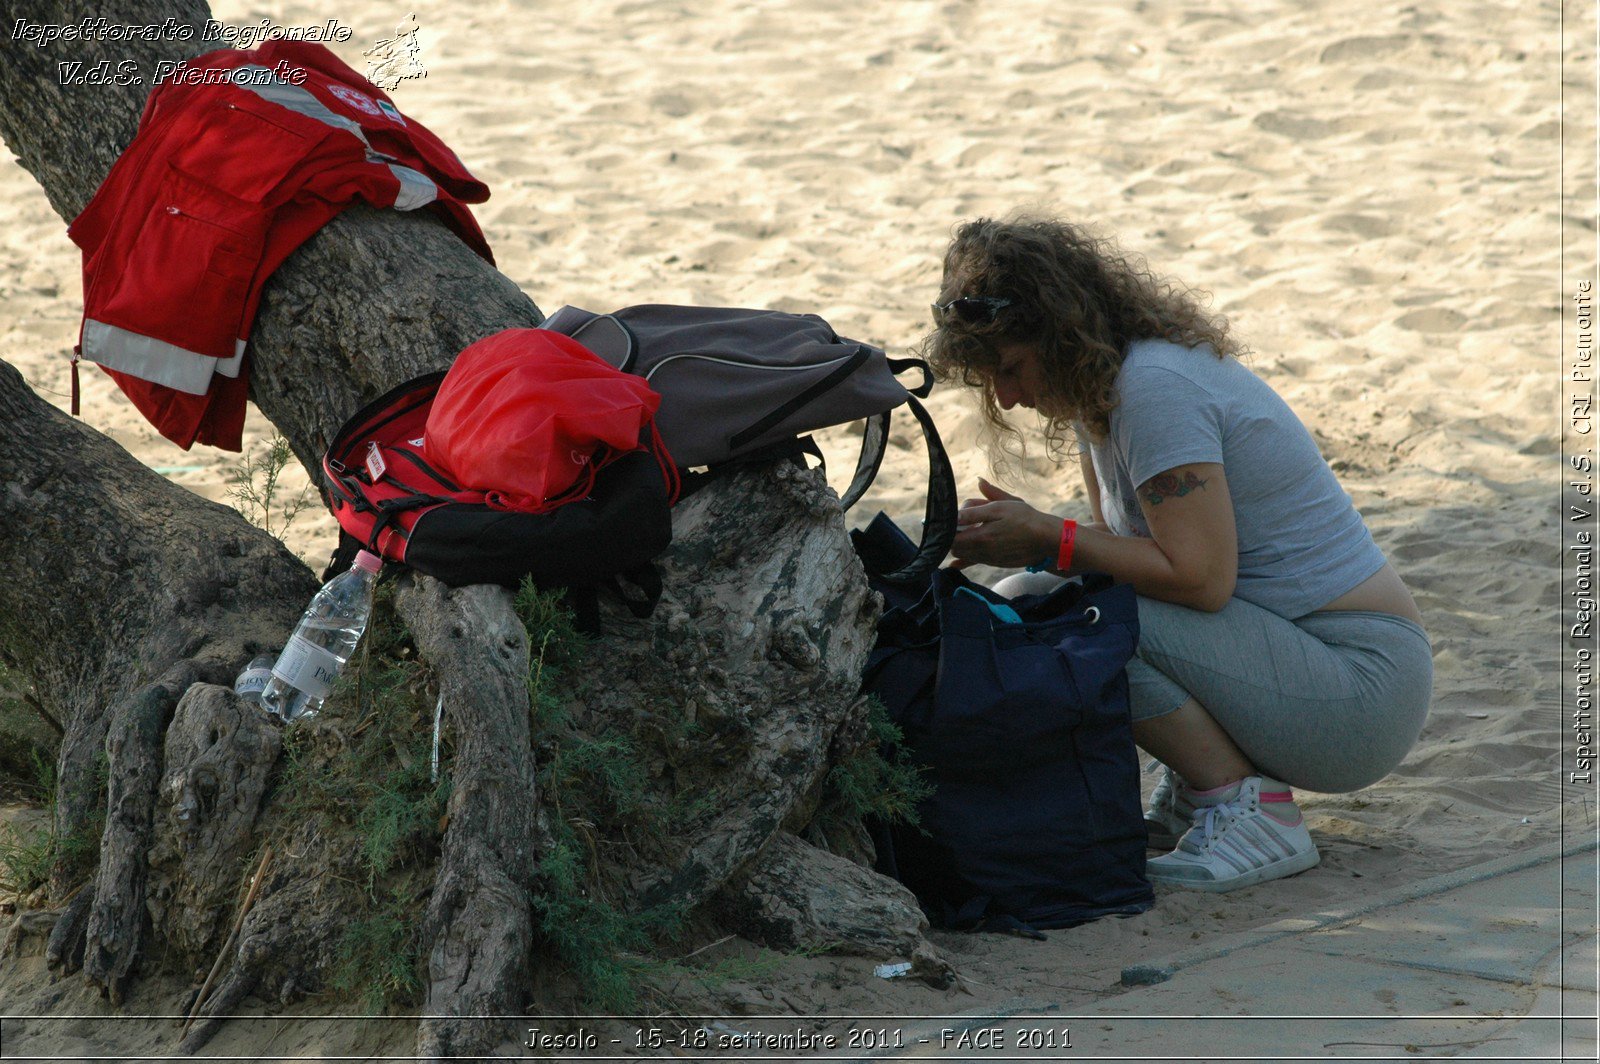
[0,0,1590,1059]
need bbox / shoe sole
[1146,847,1321,893]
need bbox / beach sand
[0,0,1590,1058]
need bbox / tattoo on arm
[1141,471,1208,506]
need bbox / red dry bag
[423,329,670,513]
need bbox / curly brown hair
[922,216,1243,462]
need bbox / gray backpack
[539,303,956,585]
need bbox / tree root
[713,831,952,985]
[43,882,91,979]
[183,845,272,1036]
[83,662,199,1003]
[2,909,64,961]
[146,685,283,968]
[395,577,538,1062]
[176,910,275,1056]
[174,834,360,1055]
[0,2,950,1044]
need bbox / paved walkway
[869,838,1598,1063]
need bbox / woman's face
[990,340,1052,414]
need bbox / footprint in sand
[1318,34,1414,64]
[1244,204,1307,229]
[650,92,696,117]
[1251,110,1338,141]
[1352,70,1408,91]
[1394,307,1467,332]
[1388,535,1454,565]
[1432,687,1535,713]
[1322,213,1395,239]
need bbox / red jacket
[69,40,493,450]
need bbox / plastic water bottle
[232,653,279,705]
[261,551,382,722]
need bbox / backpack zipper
[391,446,462,492]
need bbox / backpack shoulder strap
[886,356,934,398]
[838,411,889,514]
[840,356,933,511]
[842,391,957,588]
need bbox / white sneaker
[1145,777,1320,892]
[1143,764,1195,851]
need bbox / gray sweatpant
[993,574,1434,793]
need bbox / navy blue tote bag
[855,514,1154,932]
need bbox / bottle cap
[353,550,382,574]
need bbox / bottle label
[271,634,342,699]
[234,667,272,698]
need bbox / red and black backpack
[321,331,679,624]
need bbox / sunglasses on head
[931,295,1013,326]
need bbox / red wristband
[1056,518,1078,571]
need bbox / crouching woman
[928,216,1432,892]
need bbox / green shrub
[814,696,934,833]
[268,579,933,1014]
[328,886,428,1012]
[0,662,58,803]
[515,580,689,1010]
[0,820,54,898]
[0,742,103,899]
[270,584,446,1010]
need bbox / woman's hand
[950,478,1064,569]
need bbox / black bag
[855,513,1154,933]
[321,371,672,625]
[539,303,957,587]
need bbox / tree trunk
[0,2,946,1058]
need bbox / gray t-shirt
[1083,339,1387,619]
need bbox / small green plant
[514,578,589,728]
[269,586,447,1010]
[0,821,55,897]
[532,820,687,1011]
[328,889,427,1011]
[0,743,103,899]
[0,661,60,803]
[227,432,313,539]
[813,697,934,834]
[514,579,693,1010]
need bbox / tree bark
[82,660,199,1004]
[0,0,322,901]
[0,2,947,1056]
